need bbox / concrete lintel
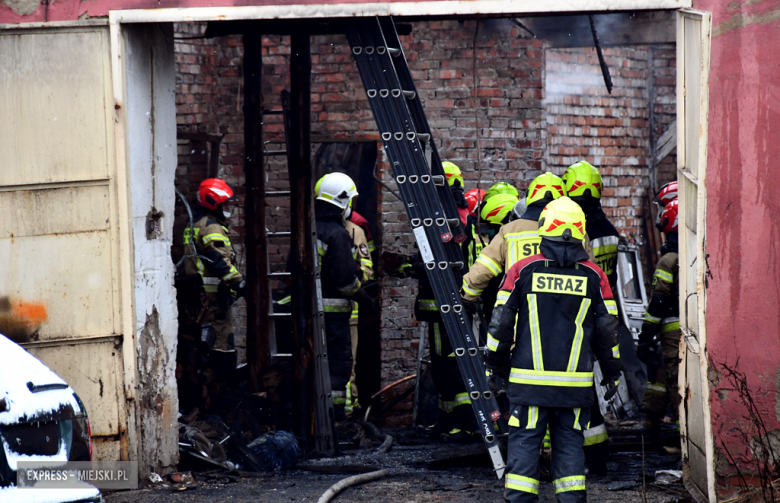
[109,0,692,25]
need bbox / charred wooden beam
[243,31,270,391]
[514,12,676,48]
[205,19,411,38]
[285,33,335,455]
[588,15,613,95]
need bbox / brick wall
[544,44,677,238]
[651,45,677,188]
[545,46,651,236]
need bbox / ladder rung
[265,191,291,197]
[270,312,292,318]
[267,231,291,237]
[388,47,401,56]
[432,175,446,186]
[266,150,287,156]
[402,90,416,99]
[263,109,284,115]
[418,133,430,143]
[269,272,291,278]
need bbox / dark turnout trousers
[506,404,590,503]
[429,322,477,432]
[324,311,353,419]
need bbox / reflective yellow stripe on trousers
[506,474,539,495]
[554,475,586,493]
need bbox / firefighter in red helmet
[637,198,681,432]
[182,178,246,392]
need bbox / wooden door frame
[676,8,714,503]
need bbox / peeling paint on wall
[1,0,40,16]
[126,23,180,479]
[713,5,780,37]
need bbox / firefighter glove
[636,341,654,364]
[461,298,479,315]
[601,376,620,401]
[233,279,248,299]
[485,368,502,394]
[485,351,509,376]
[393,262,413,279]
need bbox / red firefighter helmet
[197,178,237,210]
[464,188,487,216]
[656,199,679,233]
[655,181,678,207]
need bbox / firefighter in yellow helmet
[561,160,629,475]
[485,196,622,503]
[442,161,470,225]
[461,172,570,312]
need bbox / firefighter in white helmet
[314,173,371,420]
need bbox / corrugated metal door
[0,24,131,462]
[676,9,715,503]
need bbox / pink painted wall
[693,0,780,491]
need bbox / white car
[0,334,101,502]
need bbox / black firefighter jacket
[486,239,623,409]
[315,201,361,306]
[579,199,620,290]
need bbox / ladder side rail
[377,16,466,241]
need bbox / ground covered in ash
[106,428,690,503]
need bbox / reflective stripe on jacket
[183,215,243,292]
[487,254,621,408]
[643,251,679,327]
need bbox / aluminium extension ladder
[346,16,508,478]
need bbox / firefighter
[561,160,625,475]
[461,172,566,313]
[442,161,470,226]
[464,188,486,219]
[461,182,519,270]
[463,193,517,322]
[484,180,520,201]
[461,184,518,270]
[636,197,680,431]
[344,207,374,416]
[314,172,366,420]
[182,178,246,377]
[315,174,374,417]
[485,196,623,503]
[348,208,377,279]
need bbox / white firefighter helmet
[315,172,358,209]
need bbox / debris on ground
[247,431,301,471]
